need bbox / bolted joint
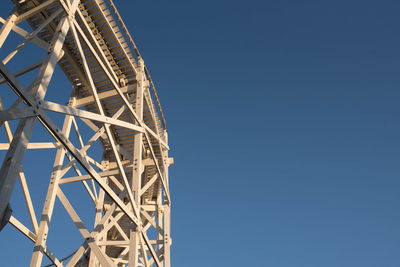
[101,159,110,170]
[119,77,127,87]
[68,12,75,20]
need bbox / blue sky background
[0,0,400,266]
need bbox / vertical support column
[30,92,76,267]
[128,58,145,266]
[30,112,73,267]
[89,188,105,267]
[163,206,171,267]
[156,193,163,256]
[163,131,171,267]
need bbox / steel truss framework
[0,0,172,266]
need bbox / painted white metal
[129,59,145,267]
[0,0,172,266]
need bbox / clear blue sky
[1,0,400,266]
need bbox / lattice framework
[0,0,172,266]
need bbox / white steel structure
[0,0,172,266]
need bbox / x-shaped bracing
[0,1,171,265]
